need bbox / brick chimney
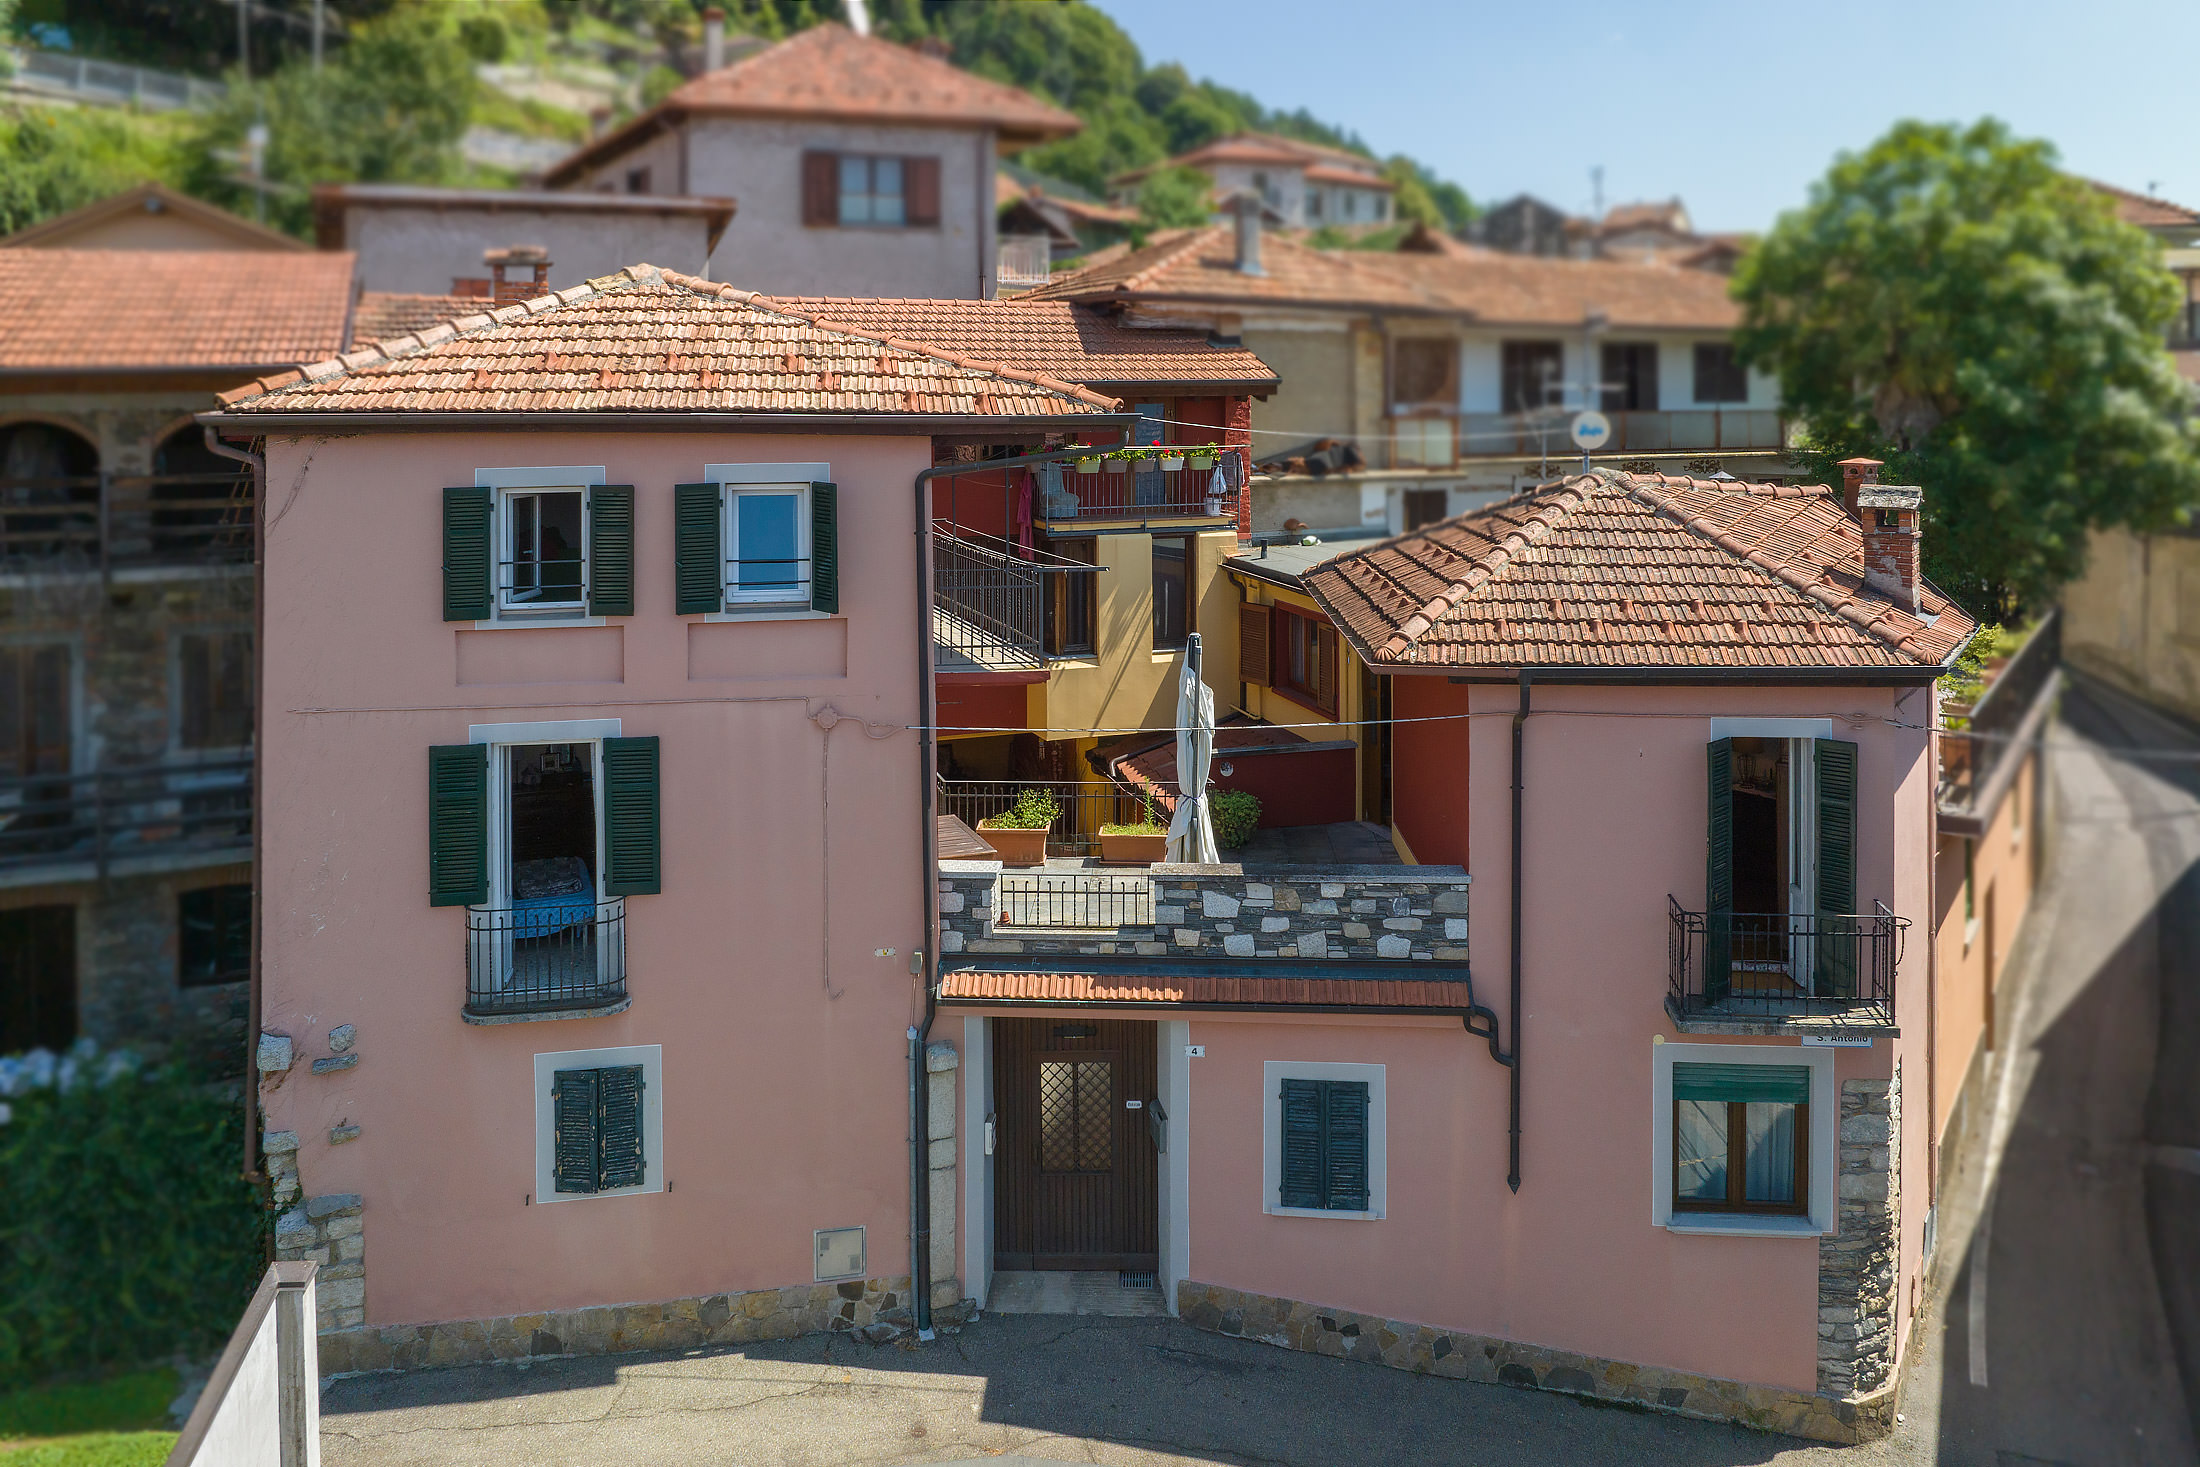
[1231,192,1264,277]
[1837,456,1883,517]
[702,6,725,71]
[485,246,551,307]
[1858,484,1923,612]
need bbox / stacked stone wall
[938,863,1469,965]
[1819,1065,1901,1397]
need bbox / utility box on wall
[815,1227,866,1281]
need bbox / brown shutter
[1239,603,1272,687]
[1316,624,1339,715]
[802,151,839,227]
[905,156,941,227]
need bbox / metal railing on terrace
[1939,609,2062,821]
[1402,408,1786,465]
[0,471,252,575]
[5,47,227,110]
[996,234,1055,292]
[465,899,627,1019]
[1667,898,1902,1027]
[0,757,251,882]
[932,529,1102,672]
[936,778,1156,858]
[1040,461,1238,521]
[996,871,1157,929]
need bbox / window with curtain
[1672,1062,1808,1214]
[1273,607,1336,717]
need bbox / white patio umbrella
[1165,632,1220,865]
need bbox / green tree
[185,2,477,237]
[1734,118,2200,616]
[1136,164,1211,229]
[0,106,187,236]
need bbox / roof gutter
[1421,664,1953,687]
[907,439,1129,1336]
[196,411,1140,435]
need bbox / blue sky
[1089,0,2200,233]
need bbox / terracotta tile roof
[0,182,307,253]
[751,295,1274,389]
[1302,163,1395,190]
[1029,226,1742,328]
[1024,226,1441,312]
[544,24,1078,186]
[2088,179,2200,230]
[212,265,1124,418]
[1116,131,1379,186]
[352,292,482,343]
[1300,470,1976,673]
[0,249,356,373]
[939,966,1476,1010]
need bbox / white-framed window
[840,155,906,226]
[1649,1040,1835,1236]
[497,486,588,614]
[534,1043,663,1201]
[1262,1059,1386,1220]
[726,485,811,604]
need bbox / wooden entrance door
[993,1018,1158,1270]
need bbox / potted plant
[1213,789,1263,849]
[976,787,1059,866]
[1098,797,1169,864]
[1102,452,1131,474]
[1158,449,1187,473]
[1186,446,1219,472]
[1072,453,1103,474]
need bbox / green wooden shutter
[595,1064,646,1190]
[602,736,661,896]
[674,482,722,615]
[1279,1078,1325,1209]
[1323,1080,1370,1210]
[442,487,492,621]
[551,1069,600,1194]
[1704,738,1734,1003]
[1814,737,1860,999]
[588,484,634,617]
[427,743,488,907]
[1673,1062,1810,1106]
[809,481,839,614]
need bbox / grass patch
[0,1431,179,1465]
[0,1371,176,1441]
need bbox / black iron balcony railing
[995,872,1158,929]
[936,778,1157,859]
[0,471,252,574]
[0,757,252,880]
[932,528,1103,671]
[1939,608,2062,817]
[464,899,627,1018]
[1668,898,1903,1026]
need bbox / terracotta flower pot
[977,823,1048,866]
[1098,829,1169,864]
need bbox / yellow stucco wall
[1033,525,1242,738]
[1231,574,1373,813]
[1243,325,1360,445]
[2063,525,2200,723]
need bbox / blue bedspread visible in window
[511,856,595,939]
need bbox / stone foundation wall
[1176,1280,1895,1445]
[318,1276,966,1376]
[1820,1064,1901,1397]
[938,863,1469,964]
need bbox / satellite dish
[1569,411,1612,451]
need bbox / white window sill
[472,616,607,631]
[1265,1205,1383,1222]
[701,608,835,624]
[1663,1214,1825,1238]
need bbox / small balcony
[996,233,1055,293]
[1415,408,1787,465]
[1039,460,1237,522]
[464,899,627,1021]
[0,757,252,886]
[1,470,253,577]
[933,529,1103,673]
[1667,899,1903,1033]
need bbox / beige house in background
[0,182,304,253]
[2063,525,2200,723]
[539,23,1080,300]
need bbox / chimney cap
[1835,456,1886,468]
[1856,484,1921,511]
[484,245,552,267]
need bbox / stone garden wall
[937,862,1469,964]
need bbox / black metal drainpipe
[204,428,266,1185]
[1506,669,1532,1192]
[908,432,1131,1332]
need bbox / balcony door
[476,740,618,1001]
[993,1018,1159,1271]
[1708,735,1857,1002]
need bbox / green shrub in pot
[1213,789,1262,848]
